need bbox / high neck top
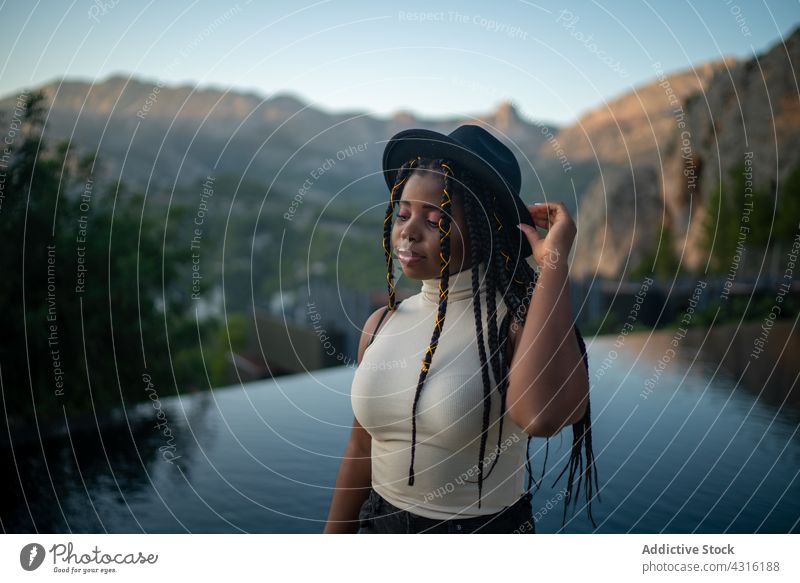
[420,262,487,304]
[351,258,529,520]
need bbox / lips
[396,248,425,264]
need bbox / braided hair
[382,157,600,529]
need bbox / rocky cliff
[2,28,797,282]
[569,28,799,279]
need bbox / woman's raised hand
[517,201,577,269]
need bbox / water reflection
[1,322,798,533]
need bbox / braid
[407,159,453,486]
[485,194,509,392]
[486,196,538,494]
[493,197,599,528]
[383,156,600,529]
[383,157,420,310]
[447,178,515,505]
[467,193,513,495]
[549,326,600,529]
[458,186,495,507]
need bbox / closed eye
[396,214,440,228]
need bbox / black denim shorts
[357,487,535,534]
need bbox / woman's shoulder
[357,307,388,363]
[357,299,407,364]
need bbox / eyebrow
[396,200,441,209]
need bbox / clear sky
[1,0,798,125]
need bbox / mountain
[0,78,552,211]
[545,59,736,168]
[664,28,800,272]
[569,28,800,278]
[0,74,386,205]
[2,26,798,282]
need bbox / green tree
[701,162,796,277]
[630,219,682,280]
[701,173,740,275]
[0,91,229,426]
[776,167,800,242]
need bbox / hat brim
[382,128,535,258]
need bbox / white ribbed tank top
[350,262,531,520]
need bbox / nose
[399,214,423,242]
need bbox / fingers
[517,222,541,243]
[528,201,565,214]
[528,204,553,228]
[527,202,569,226]
[532,213,550,228]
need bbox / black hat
[382,124,535,258]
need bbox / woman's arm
[506,202,589,437]
[323,307,386,533]
[323,416,373,533]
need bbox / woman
[324,125,598,534]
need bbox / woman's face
[391,170,471,279]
